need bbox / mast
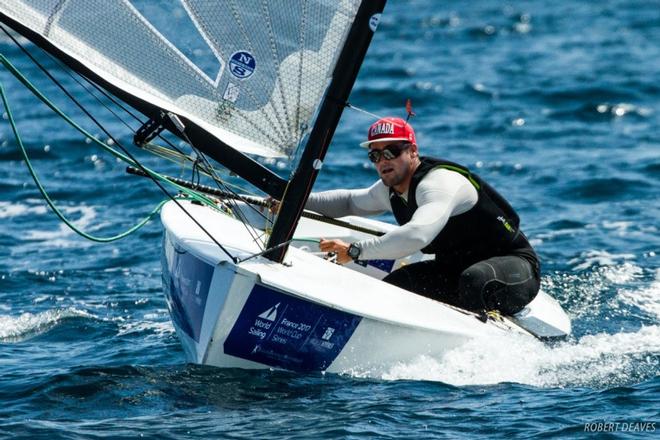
[264,1,387,262]
[0,12,287,198]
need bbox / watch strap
[347,243,361,261]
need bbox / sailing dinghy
[0,1,570,373]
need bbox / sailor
[304,117,540,315]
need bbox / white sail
[0,0,362,158]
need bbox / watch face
[348,244,360,259]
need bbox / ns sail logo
[229,51,256,79]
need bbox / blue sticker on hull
[356,259,395,273]
[224,285,362,372]
[162,246,213,342]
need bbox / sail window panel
[129,0,223,84]
[51,1,215,100]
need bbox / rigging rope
[345,102,383,120]
[1,26,287,251]
[0,26,241,260]
[0,54,237,260]
[0,82,165,242]
[0,26,388,259]
[172,121,268,249]
[0,26,190,162]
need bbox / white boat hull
[160,199,570,372]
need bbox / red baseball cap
[360,117,416,148]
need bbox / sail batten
[0,0,362,159]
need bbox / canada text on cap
[360,117,416,148]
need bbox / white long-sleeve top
[306,168,479,260]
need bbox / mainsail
[0,0,360,158]
[0,0,386,261]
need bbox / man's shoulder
[419,166,471,186]
[418,156,481,189]
[419,156,470,171]
[415,166,479,205]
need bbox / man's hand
[319,238,352,264]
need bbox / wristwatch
[347,243,361,261]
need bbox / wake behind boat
[0,1,570,374]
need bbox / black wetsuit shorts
[382,254,539,315]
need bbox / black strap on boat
[134,114,166,147]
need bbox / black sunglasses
[368,142,411,163]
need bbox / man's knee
[458,257,539,314]
[459,264,491,291]
[457,264,493,310]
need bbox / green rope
[0,54,229,242]
[0,54,218,209]
[0,81,169,242]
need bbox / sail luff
[265,1,386,262]
[0,10,288,197]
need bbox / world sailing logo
[229,51,256,79]
[258,303,280,321]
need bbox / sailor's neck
[392,158,421,195]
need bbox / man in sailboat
[305,117,540,315]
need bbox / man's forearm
[305,183,389,217]
[306,190,358,217]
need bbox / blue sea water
[1,0,659,438]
